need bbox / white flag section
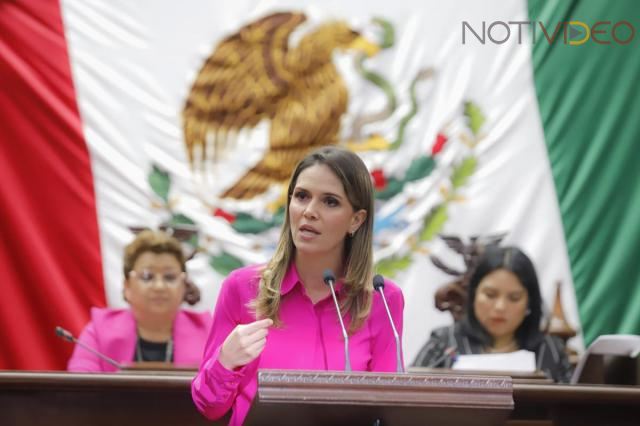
[61,0,582,362]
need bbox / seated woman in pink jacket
[67,230,211,372]
[192,147,405,426]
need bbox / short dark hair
[123,229,200,305]
[123,230,186,277]
[461,246,544,350]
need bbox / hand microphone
[55,326,123,369]
[323,269,351,372]
[373,274,404,373]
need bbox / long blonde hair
[253,147,375,332]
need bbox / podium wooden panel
[0,370,216,426]
[512,383,640,426]
[245,369,513,425]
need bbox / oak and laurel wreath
[146,100,484,277]
[375,101,485,277]
[147,167,245,276]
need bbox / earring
[348,231,355,238]
[525,308,531,316]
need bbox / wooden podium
[3,369,639,425]
[244,370,514,425]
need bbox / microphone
[424,346,457,368]
[323,269,351,372]
[373,274,404,373]
[55,326,123,369]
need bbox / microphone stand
[323,269,351,372]
[373,275,404,373]
[424,346,458,369]
[55,326,123,369]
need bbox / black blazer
[413,324,573,382]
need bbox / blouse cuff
[205,356,248,391]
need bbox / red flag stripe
[0,0,105,370]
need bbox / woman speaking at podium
[192,147,405,425]
[67,230,211,371]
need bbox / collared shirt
[67,308,211,372]
[192,262,404,425]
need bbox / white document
[452,350,536,373]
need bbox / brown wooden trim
[258,369,514,409]
[513,382,640,404]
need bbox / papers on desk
[452,350,536,373]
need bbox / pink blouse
[67,308,211,372]
[191,263,404,425]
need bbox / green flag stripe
[529,0,640,345]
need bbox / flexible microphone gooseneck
[323,269,351,372]
[55,326,123,369]
[424,346,458,368]
[372,274,404,373]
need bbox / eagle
[182,12,380,200]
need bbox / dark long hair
[461,246,544,350]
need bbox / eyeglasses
[129,270,184,287]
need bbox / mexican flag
[1,0,638,370]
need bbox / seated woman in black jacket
[413,246,573,382]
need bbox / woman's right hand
[218,318,273,370]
